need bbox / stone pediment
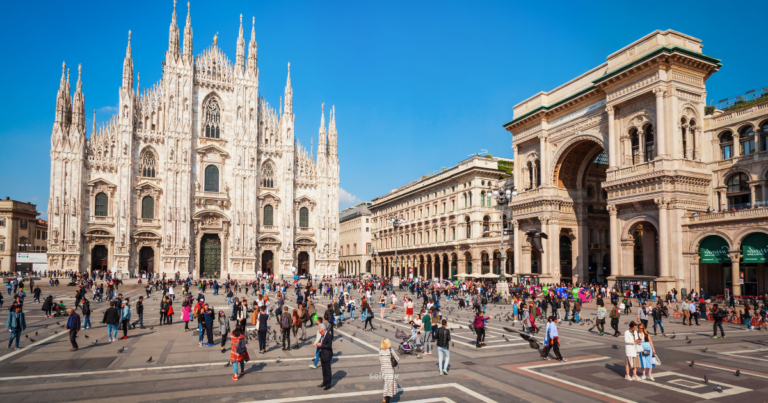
[132,230,161,239]
[84,227,114,237]
[258,235,281,244]
[196,144,229,159]
[259,192,281,207]
[294,196,317,211]
[294,236,317,246]
[87,178,117,196]
[135,181,163,197]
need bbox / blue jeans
[313,346,320,366]
[564,310,570,321]
[653,319,665,334]
[107,324,118,339]
[132,313,143,328]
[350,308,355,320]
[198,322,205,343]
[341,311,345,321]
[438,346,450,372]
[8,329,21,348]
[574,312,580,323]
[83,315,92,329]
[233,360,244,375]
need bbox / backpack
[281,313,290,329]
[236,338,247,355]
[193,304,202,319]
[714,309,726,321]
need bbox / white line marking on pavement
[0,353,378,381]
[640,371,751,399]
[241,383,497,403]
[520,356,637,403]
[717,348,768,362]
[0,331,64,363]
[697,362,768,379]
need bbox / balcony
[135,217,161,228]
[87,216,115,227]
[685,206,768,225]
[194,190,230,207]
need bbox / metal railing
[711,86,768,111]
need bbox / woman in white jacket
[624,321,642,381]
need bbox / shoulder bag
[389,348,398,368]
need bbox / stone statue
[54,197,59,215]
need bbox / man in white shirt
[688,300,699,326]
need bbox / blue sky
[1,0,766,217]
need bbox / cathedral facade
[46,2,340,279]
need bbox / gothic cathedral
[46,1,340,279]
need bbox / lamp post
[492,186,517,283]
[387,217,405,279]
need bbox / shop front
[615,276,657,295]
[740,232,768,296]
[515,274,540,285]
[698,235,731,297]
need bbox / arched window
[465,216,471,238]
[141,196,154,219]
[630,129,640,164]
[720,131,734,159]
[482,215,490,238]
[681,118,688,159]
[139,149,157,177]
[726,173,750,209]
[204,98,222,138]
[535,159,541,187]
[761,121,768,152]
[644,125,655,161]
[741,126,755,156]
[204,165,219,192]
[527,161,533,188]
[95,192,109,217]
[299,207,309,228]
[263,205,274,226]
[261,162,275,188]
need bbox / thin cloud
[339,187,361,210]
[98,106,118,113]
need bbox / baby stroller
[395,328,420,355]
[53,302,70,317]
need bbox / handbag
[640,341,652,355]
[653,355,661,366]
[390,348,398,368]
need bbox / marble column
[607,106,617,168]
[655,198,670,278]
[513,220,521,275]
[622,240,635,276]
[608,205,620,277]
[730,252,741,296]
[637,129,645,163]
[654,88,667,158]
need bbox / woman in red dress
[230,328,249,380]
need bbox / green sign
[742,233,768,263]
[700,236,730,264]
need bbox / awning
[742,232,768,263]
[700,235,730,264]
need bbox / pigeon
[704,376,708,384]
[118,347,127,353]
[353,333,356,337]
[35,331,38,336]
[735,369,740,377]
[670,335,676,340]
[612,345,619,349]
[57,322,61,325]
[225,362,231,367]
[44,325,48,329]
[588,326,596,332]
[276,357,281,363]
[687,340,692,344]
[147,356,153,363]
[452,342,455,348]
[689,360,695,367]
[55,331,58,334]
[92,339,98,345]
[416,354,422,359]
[702,348,708,353]
[714,386,723,393]
[25,335,28,338]
[686,336,689,340]
[150,326,154,331]
[29,338,35,343]
[84,334,89,339]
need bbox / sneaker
[232,376,238,381]
[632,376,640,381]
[648,376,655,381]
[625,376,632,381]
[309,365,317,369]
[641,375,646,380]
[120,336,127,340]
[713,336,719,339]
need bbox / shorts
[380,304,385,308]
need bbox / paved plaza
[1,283,768,402]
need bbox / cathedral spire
[318,102,327,150]
[168,0,180,55]
[71,64,86,134]
[247,16,257,74]
[92,109,96,136]
[235,14,245,71]
[329,105,337,156]
[182,1,193,58]
[122,31,134,90]
[284,63,293,115]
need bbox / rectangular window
[20,219,27,230]
[420,233,423,245]
[589,229,597,244]
[605,230,610,246]
[367,244,371,253]
[451,200,455,211]
[442,229,446,242]
[366,227,369,232]
[43,232,47,240]
[419,209,422,219]
[452,227,456,241]
[722,145,732,160]
[742,139,755,155]
[426,207,430,216]
[0,241,4,251]
[0,217,4,226]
